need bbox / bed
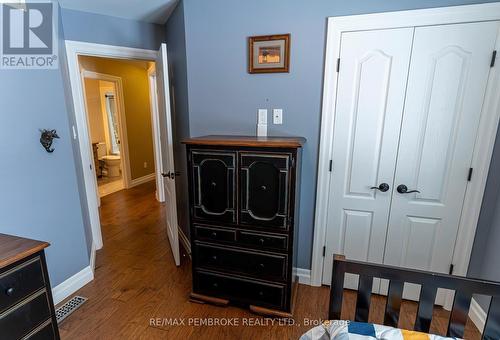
[301,255,500,340]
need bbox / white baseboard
[52,265,94,305]
[130,173,155,187]
[178,227,191,255]
[469,297,487,333]
[293,267,311,285]
[52,242,96,306]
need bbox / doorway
[82,71,128,198]
[65,41,181,268]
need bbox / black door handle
[370,183,390,192]
[397,184,420,194]
[161,171,180,179]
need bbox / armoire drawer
[194,243,287,281]
[194,225,236,244]
[0,289,51,340]
[237,231,288,252]
[194,270,285,309]
[0,257,45,313]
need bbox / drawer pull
[211,181,217,188]
[261,185,267,191]
[259,238,265,245]
[212,255,218,261]
[211,232,217,238]
[212,283,218,288]
[258,291,264,297]
[259,263,265,269]
[5,287,14,296]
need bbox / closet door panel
[322,27,414,285]
[383,21,499,302]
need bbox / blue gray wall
[60,8,165,50]
[166,1,191,238]
[0,4,165,287]
[0,5,89,286]
[468,124,500,309]
[176,0,500,269]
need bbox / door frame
[147,65,166,203]
[65,40,162,255]
[81,70,131,192]
[311,2,500,287]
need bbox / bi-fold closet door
[322,21,499,299]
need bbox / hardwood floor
[58,182,482,339]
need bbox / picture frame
[248,34,290,74]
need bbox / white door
[322,28,414,285]
[382,22,499,300]
[156,43,180,266]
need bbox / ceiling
[58,0,179,24]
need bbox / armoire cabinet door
[240,153,291,229]
[191,150,236,223]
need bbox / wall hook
[40,129,60,153]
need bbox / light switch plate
[257,124,267,137]
[273,109,283,124]
[258,109,268,124]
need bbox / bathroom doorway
[82,73,127,198]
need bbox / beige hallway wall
[84,78,106,144]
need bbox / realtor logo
[1,1,58,69]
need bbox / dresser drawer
[0,257,45,313]
[195,243,287,281]
[0,289,51,340]
[238,231,288,251]
[23,319,56,340]
[194,270,285,309]
[194,225,236,244]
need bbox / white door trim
[65,40,158,252]
[311,2,500,287]
[81,70,131,189]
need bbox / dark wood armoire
[183,135,305,317]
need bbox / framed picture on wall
[248,34,290,73]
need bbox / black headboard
[329,255,500,339]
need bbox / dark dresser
[183,135,305,317]
[0,234,60,339]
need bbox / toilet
[101,155,121,177]
[96,142,121,177]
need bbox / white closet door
[383,22,499,300]
[322,28,414,285]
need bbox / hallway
[57,182,481,339]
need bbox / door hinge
[329,160,333,172]
[336,58,340,72]
[468,168,473,181]
[291,157,296,169]
[491,50,497,67]
[322,246,326,257]
[89,164,92,170]
[449,264,454,275]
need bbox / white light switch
[258,109,268,124]
[273,109,283,124]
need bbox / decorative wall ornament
[248,34,290,74]
[40,129,60,153]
